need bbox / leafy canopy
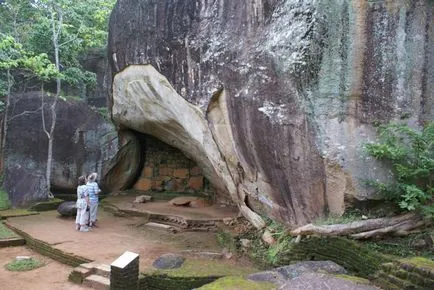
[0,34,59,94]
[0,0,116,93]
[365,122,434,216]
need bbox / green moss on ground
[333,274,371,285]
[5,258,44,271]
[400,257,434,270]
[0,222,19,239]
[0,209,39,218]
[197,276,276,290]
[145,259,259,277]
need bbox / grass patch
[0,209,39,218]
[0,188,10,210]
[197,276,275,290]
[5,258,44,271]
[145,259,259,277]
[0,222,19,239]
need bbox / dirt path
[6,209,226,270]
[0,246,89,290]
[2,206,257,289]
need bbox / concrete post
[110,251,139,290]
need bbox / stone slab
[111,251,139,269]
[83,274,110,290]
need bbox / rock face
[3,92,118,206]
[108,0,433,226]
[102,130,142,192]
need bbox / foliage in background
[217,218,295,268]
[365,122,434,217]
[0,34,59,97]
[0,0,116,97]
[0,188,10,210]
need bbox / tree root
[290,213,431,239]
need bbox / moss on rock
[28,198,64,211]
[0,209,39,218]
[283,237,391,278]
[400,257,434,271]
[139,259,260,290]
[333,274,371,285]
[144,259,259,277]
[197,276,276,290]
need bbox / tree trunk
[290,213,430,239]
[0,69,12,175]
[43,7,62,199]
[46,135,54,198]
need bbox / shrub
[365,122,434,216]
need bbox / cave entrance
[119,132,238,231]
[132,133,214,199]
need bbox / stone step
[83,274,110,290]
[80,262,111,277]
[94,263,111,277]
[69,266,94,284]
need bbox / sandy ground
[1,201,250,289]
[0,246,90,290]
[6,209,227,270]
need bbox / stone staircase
[69,262,111,289]
[374,258,434,290]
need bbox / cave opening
[131,132,215,200]
[115,131,239,228]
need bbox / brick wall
[133,136,211,193]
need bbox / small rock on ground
[134,195,152,203]
[168,196,198,206]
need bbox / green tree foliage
[365,123,434,216]
[0,34,59,100]
[0,0,115,197]
[0,0,37,42]
[0,0,116,92]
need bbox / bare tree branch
[7,107,42,122]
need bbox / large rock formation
[3,92,118,206]
[108,0,433,226]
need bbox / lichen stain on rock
[108,0,433,226]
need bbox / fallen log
[290,213,431,239]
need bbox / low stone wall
[5,222,92,267]
[285,237,391,278]
[375,258,434,290]
[133,136,210,193]
[0,237,25,247]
